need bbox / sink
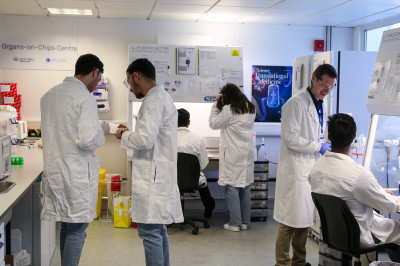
[0,181,16,194]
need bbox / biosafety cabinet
[363,28,400,222]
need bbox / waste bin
[370,262,400,266]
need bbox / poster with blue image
[252,65,292,123]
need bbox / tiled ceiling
[0,0,399,27]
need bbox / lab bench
[0,148,55,266]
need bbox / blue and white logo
[204,96,216,102]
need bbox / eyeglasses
[98,72,104,85]
[123,74,134,89]
[123,78,130,89]
[316,75,335,90]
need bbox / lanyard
[316,104,323,134]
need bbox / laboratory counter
[0,148,43,219]
[0,148,43,266]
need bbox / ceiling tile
[217,0,279,8]
[0,0,399,27]
[158,0,215,4]
[96,2,153,18]
[153,4,211,13]
[210,5,266,15]
[151,12,203,21]
[0,0,45,16]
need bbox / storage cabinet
[251,161,269,221]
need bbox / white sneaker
[240,224,248,230]
[223,223,240,232]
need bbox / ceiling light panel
[38,0,95,9]
[47,8,92,15]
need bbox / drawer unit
[251,200,267,208]
[254,161,269,172]
[250,182,267,190]
[251,209,267,217]
[254,172,268,181]
[250,190,267,199]
[251,161,269,222]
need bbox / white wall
[0,15,354,177]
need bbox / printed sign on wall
[1,39,78,70]
[252,65,292,123]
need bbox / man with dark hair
[177,108,215,218]
[116,58,183,266]
[309,113,400,262]
[274,64,337,266]
[41,53,106,266]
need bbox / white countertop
[0,148,43,219]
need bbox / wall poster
[252,65,292,123]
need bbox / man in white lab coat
[309,113,400,262]
[274,64,337,266]
[116,58,183,266]
[41,54,106,266]
[177,108,215,218]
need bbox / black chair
[311,192,399,266]
[177,152,210,235]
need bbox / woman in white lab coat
[209,83,256,232]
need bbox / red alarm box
[314,40,325,51]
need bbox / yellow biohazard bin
[96,168,107,218]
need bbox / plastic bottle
[253,132,257,161]
[257,137,267,162]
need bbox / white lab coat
[309,151,400,247]
[209,104,255,187]
[40,77,105,223]
[273,89,325,228]
[121,85,183,224]
[177,127,209,186]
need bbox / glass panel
[366,23,400,52]
[366,114,400,189]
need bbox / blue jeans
[60,222,89,266]
[225,185,251,227]
[137,223,170,266]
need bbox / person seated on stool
[309,113,400,262]
[177,108,216,218]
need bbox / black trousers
[198,186,215,211]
